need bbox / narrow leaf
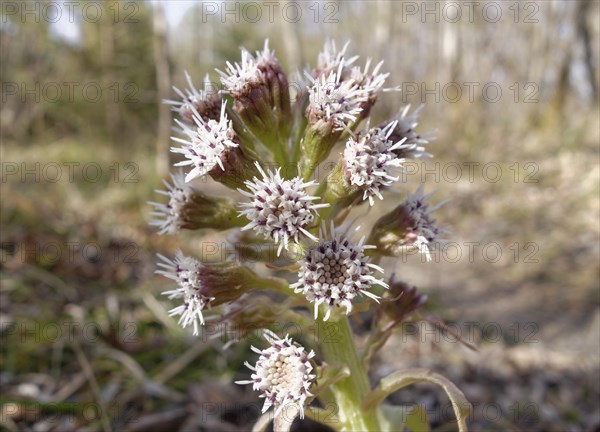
[363,368,471,432]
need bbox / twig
[153,339,210,384]
[73,340,112,432]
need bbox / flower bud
[164,72,221,124]
[217,41,292,157]
[326,122,406,205]
[170,101,262,189]
[368,186,445,261]
[227,230,279,263]
[378,105,434,159]
[256,41,292,143]
[156,251,274,335]
[149,171,245,234]
[380,277,427,325]
[217,295,287,341]
[324,158,354,202]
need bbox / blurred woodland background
[1,1,599,431]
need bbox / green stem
[273,134,289,169]
[301,159,318,182]
[254,275,305,301]
[317,315,381,431]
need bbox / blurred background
[1,1,599,431]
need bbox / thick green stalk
[318,315,381,431]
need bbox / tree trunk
[278,0,304,72]
[152,0,172,179]
[100,2,118,140]
[577,0,598,102]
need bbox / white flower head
[156,251,214,336]
[385,105,435,159]
[315,40,358,79]
[236,330,316,419]
[164,72,221,123]
[306,61,368,131]
[343,121,407,205]
[291,223,388,320]
[217,48,264,97]
[350,58,391,99]
[170,101,238,183]
[148,171,193,235]
[254,38,276,68]
[401,186,447,261]
[238,163,329,256]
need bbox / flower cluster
[149,171,195,235]
[381,105,434,159]
[150,39,447,423]
[171,101,239,183]
[292,224,388,320]
[368,185,446,261]
[238,163,328,255]
[149,171,241,234]
[306,64,369,132]
[343,121,407,205]
[156,251,213,335]
[164,71,221,124]
[236,331,316,418]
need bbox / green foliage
[1,1,156,145]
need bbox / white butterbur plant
[150,40,471,431]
